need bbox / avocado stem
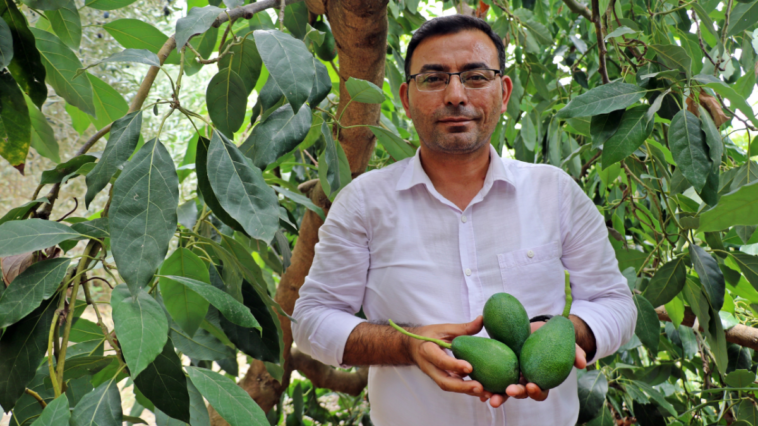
[388,319,452,349]
[562,270,573,318]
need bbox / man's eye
[467,74,487,81]
[423,76,442,83]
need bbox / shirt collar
[396,144,514,192]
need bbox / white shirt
[292,144,637,426]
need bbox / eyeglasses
[407,69,501,92]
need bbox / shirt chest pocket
[496,241,566,316]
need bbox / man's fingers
[505,384,528,399]
[419,342,472,375]
[574,344,587,369]
[445,315,484,339]
[525,383,549,401]
[489,393,508,408]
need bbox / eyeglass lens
[415,70,497,91]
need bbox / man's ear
[400,81,413,119]
[500,75,513,114]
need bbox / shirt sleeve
[291,181,369,368]
[558,172,637,364]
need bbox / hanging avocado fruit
[389,320,520,394]
[519,271,576,390]
[313,20,337,62]
[483,293,530,356]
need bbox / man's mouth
[438,117,475,123]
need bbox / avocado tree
[0,0,758,423]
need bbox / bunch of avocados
[390,271,576,395]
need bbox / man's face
[399,30,513,155]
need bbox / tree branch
[562,0,592,20]
[290,348,369,396]
[592,0,610,84]
[656,306,758,351]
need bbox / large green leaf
[668,110,709,192]
[171,324,235,361]
[727,1,758,37]
[634,294,660,355]
[195,135,243,232]
[0,219,81,257]
[110,138,178,294]
[134,339,190,423]
[112,286,169,378]
[601,106,653,167]
[282,1,308,39]
[690,244,725,311]
[87,73,128,130]
[103,19,178,65]
[69,378,122,426]
[175,5,222,49]
[345,77,385,104]
[39,154,95,185]
[641,257,687,307]
[0,17,12,69]
[254,29,315,114]
[698,105,722,172]
[369,125,415,160]
[321,121,352,199]
[0,257,69,328]
[25,95,59,163]
[218,38,261,95]
[207,67,247,138]
[241,104,312,169]
[160,275,260,330]
[56,356,113,381]
[84,0,137,10]
[45,0,80,50]
[0,197,47,226]
[84,111,142,207]
[158,248,210,337]
[70,217,109,240]
[0,296,57,410]
[29,28,94,116]
[699,181,758,231]
[0,70,31,167]
[186,367,269,426]
[556,82,645,119]
[206,131,279,242]
[100,48,160,67]
[730,252,758,291]
[590,109,624,150]
[272,186,324,219]
[308,57,332,107]
[3,0,47,108]
[30,394,70,426]
[577,370,608,423]
[650,44,691,75]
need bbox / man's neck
[419,143,491,211]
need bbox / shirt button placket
[459,211,480,320]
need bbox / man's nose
[443,75,468,106]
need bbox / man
[292,15,636,425]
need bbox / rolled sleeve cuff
[308,310,366,368]
[570,300,616,364]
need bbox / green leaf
[39,154,96,185]
[730,252,758,291]
[30,394,70,426]
[101,48,160,67]
[699,181,758,231]
[586,406,614,426]
[69,378,123,426]
[57,356,113,381]
[30,27,94,116]
[110,138,179,294]
[254,29,315,114]
[727,1,758,36]
[178,199,198,229]
[705,306,728,374]
[25,95,59,163]
[3,0,47,108]
[45,0,80,50]
[369,125,415,160]
[171,325,235,361]
[84,111,142,207]
[0,219,81,257]
[87,73,128,130]
[304,23,325,45]
[321,121,351,199]
[160,275,260,330]
[84,0,137,10]
[668,110,709,192]
[195,135,243,232]
[272,186,324,219]
[556,82,645,119]
[577,370,608,423]
[605,26,637,40]
[66,103,91,134]
[175,6,222,49]
[0,257,69,328]
[0,70,31,167]
[634,294,660,355]
[690,244,725,311]
[283,1,308,39]
[206,67,247,138]
[218,38,261,95]
[642,257,687,307]
[70,217,109,239]
[308,57,331,107]
[206,131,279,242]
[0,16,12,69]
[241,105,312,169]
[159,248,211,337]
[134,339,190,423]
[345,77,385,104]
[630,381,678,416]
[0,197,47,226]
[650,44,691,75]
[112,287,169,378]
[601,106,653,167]
[103,19,178,65]
[737,400,758,424]
[698,105,722,172]
[183,26,217,76]
[590,110,624,150]
[186,367,269,426]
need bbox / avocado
[519,270,576,390]
[483,293,530,356]
[388,321,519,394]
[313,20,337,62]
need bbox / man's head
[399,15,512,156]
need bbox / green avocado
[483,293,530,356]
[519,315,576,390]
[313,20,337,62]
[451,336,520,394]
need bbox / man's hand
[405,315,492,399]
[481,320,588,408]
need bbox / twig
[580,150,602,178]
[561,0,592,20]
[592,0,610,84]
[82,281,123,364]
[24,389,47,409]
[55,198,78,222]
[303,149,319,166]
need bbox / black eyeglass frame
[406,68,503,89]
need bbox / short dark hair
[404,15,505,80]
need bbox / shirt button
[461,215,467,223]
[464,268,472,276]
[527,250,535,258]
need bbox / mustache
[433,106,480,121]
